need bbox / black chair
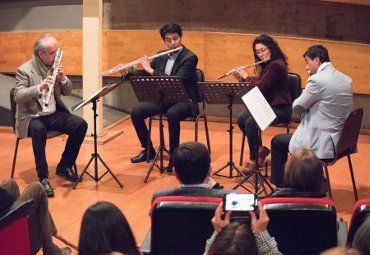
[261,197,338,255]
[10,88,77,178]
[239,72,302,166]
[321,108,363,201]
[0,199,34,255]
[347,199,370,245]
[147,69,211,157]
[141,196,221,255]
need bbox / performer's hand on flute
[232,66,249,81]
[138,55,154,75]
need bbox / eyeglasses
[255,48,269,55]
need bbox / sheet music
[241,86,276,131]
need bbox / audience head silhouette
[351,215,370,255]
[78,201,140,255]
[207,221,258,255]
[173,141,210,185]
[283,148,324,193]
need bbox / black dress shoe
[131,149,155,163]
[41,179,54,197]
[56,165,79,182]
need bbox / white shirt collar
[181,183,211,188]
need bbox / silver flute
[98,46,183,77]
[217,58,270,80]
[42,48,63,112]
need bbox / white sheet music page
[241,86,276,131]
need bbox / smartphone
[223,193,258,211]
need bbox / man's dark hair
[159,23,182,40]
[303,45,331,63]
[173,141,210,184]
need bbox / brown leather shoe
[242,161,257,175]
[258,146,270,165]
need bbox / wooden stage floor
[1,118,369,254]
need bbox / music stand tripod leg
[232,128,272,197]
[73,99,123,189]
[144,94,170,183]
[213,94,244,178]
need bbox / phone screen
[223,193,257,211]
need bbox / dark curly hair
[252,34,288,69]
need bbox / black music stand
[199,82,252,178]
[129,76,189,183]
[72,81,124,189]
[232,86,275,197]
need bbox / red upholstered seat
[347,199,370,245]
[0,199,33,255]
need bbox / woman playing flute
[233,34,292,174]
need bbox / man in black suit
[121,23,199,172]
[151,142,227,203]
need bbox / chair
[0,199,34,255]
[147,69,211,156]
[261,197,338,255]
[141,196,221,255]
[321,108,363,201]
[239,72,302,166]
[10,88,77,178]
[347,199,370,245]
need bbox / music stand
[72,81,124,189]
[232,86,275,197]
[129,76,189,183]
[199,81,252,178]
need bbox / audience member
[78,201,140,255]
[351,215,370,255]
[269,148,326,198]
[204,202,282,255]
[233,34,292,174]
[270,45,353,188]
[14,33,88,197]
[0,179,71,255]
[151,141,227,203]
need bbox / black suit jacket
[128,45,199,104]
[151,186,233,204]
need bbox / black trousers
[270,133,293,188]
[131,101,195,155]
[237,104,292,161]
[28,111,88,180]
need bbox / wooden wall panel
[0,30,369,94]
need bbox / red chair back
[0,199,33,255]
[149,196,221,255]
[347,199,370,245]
